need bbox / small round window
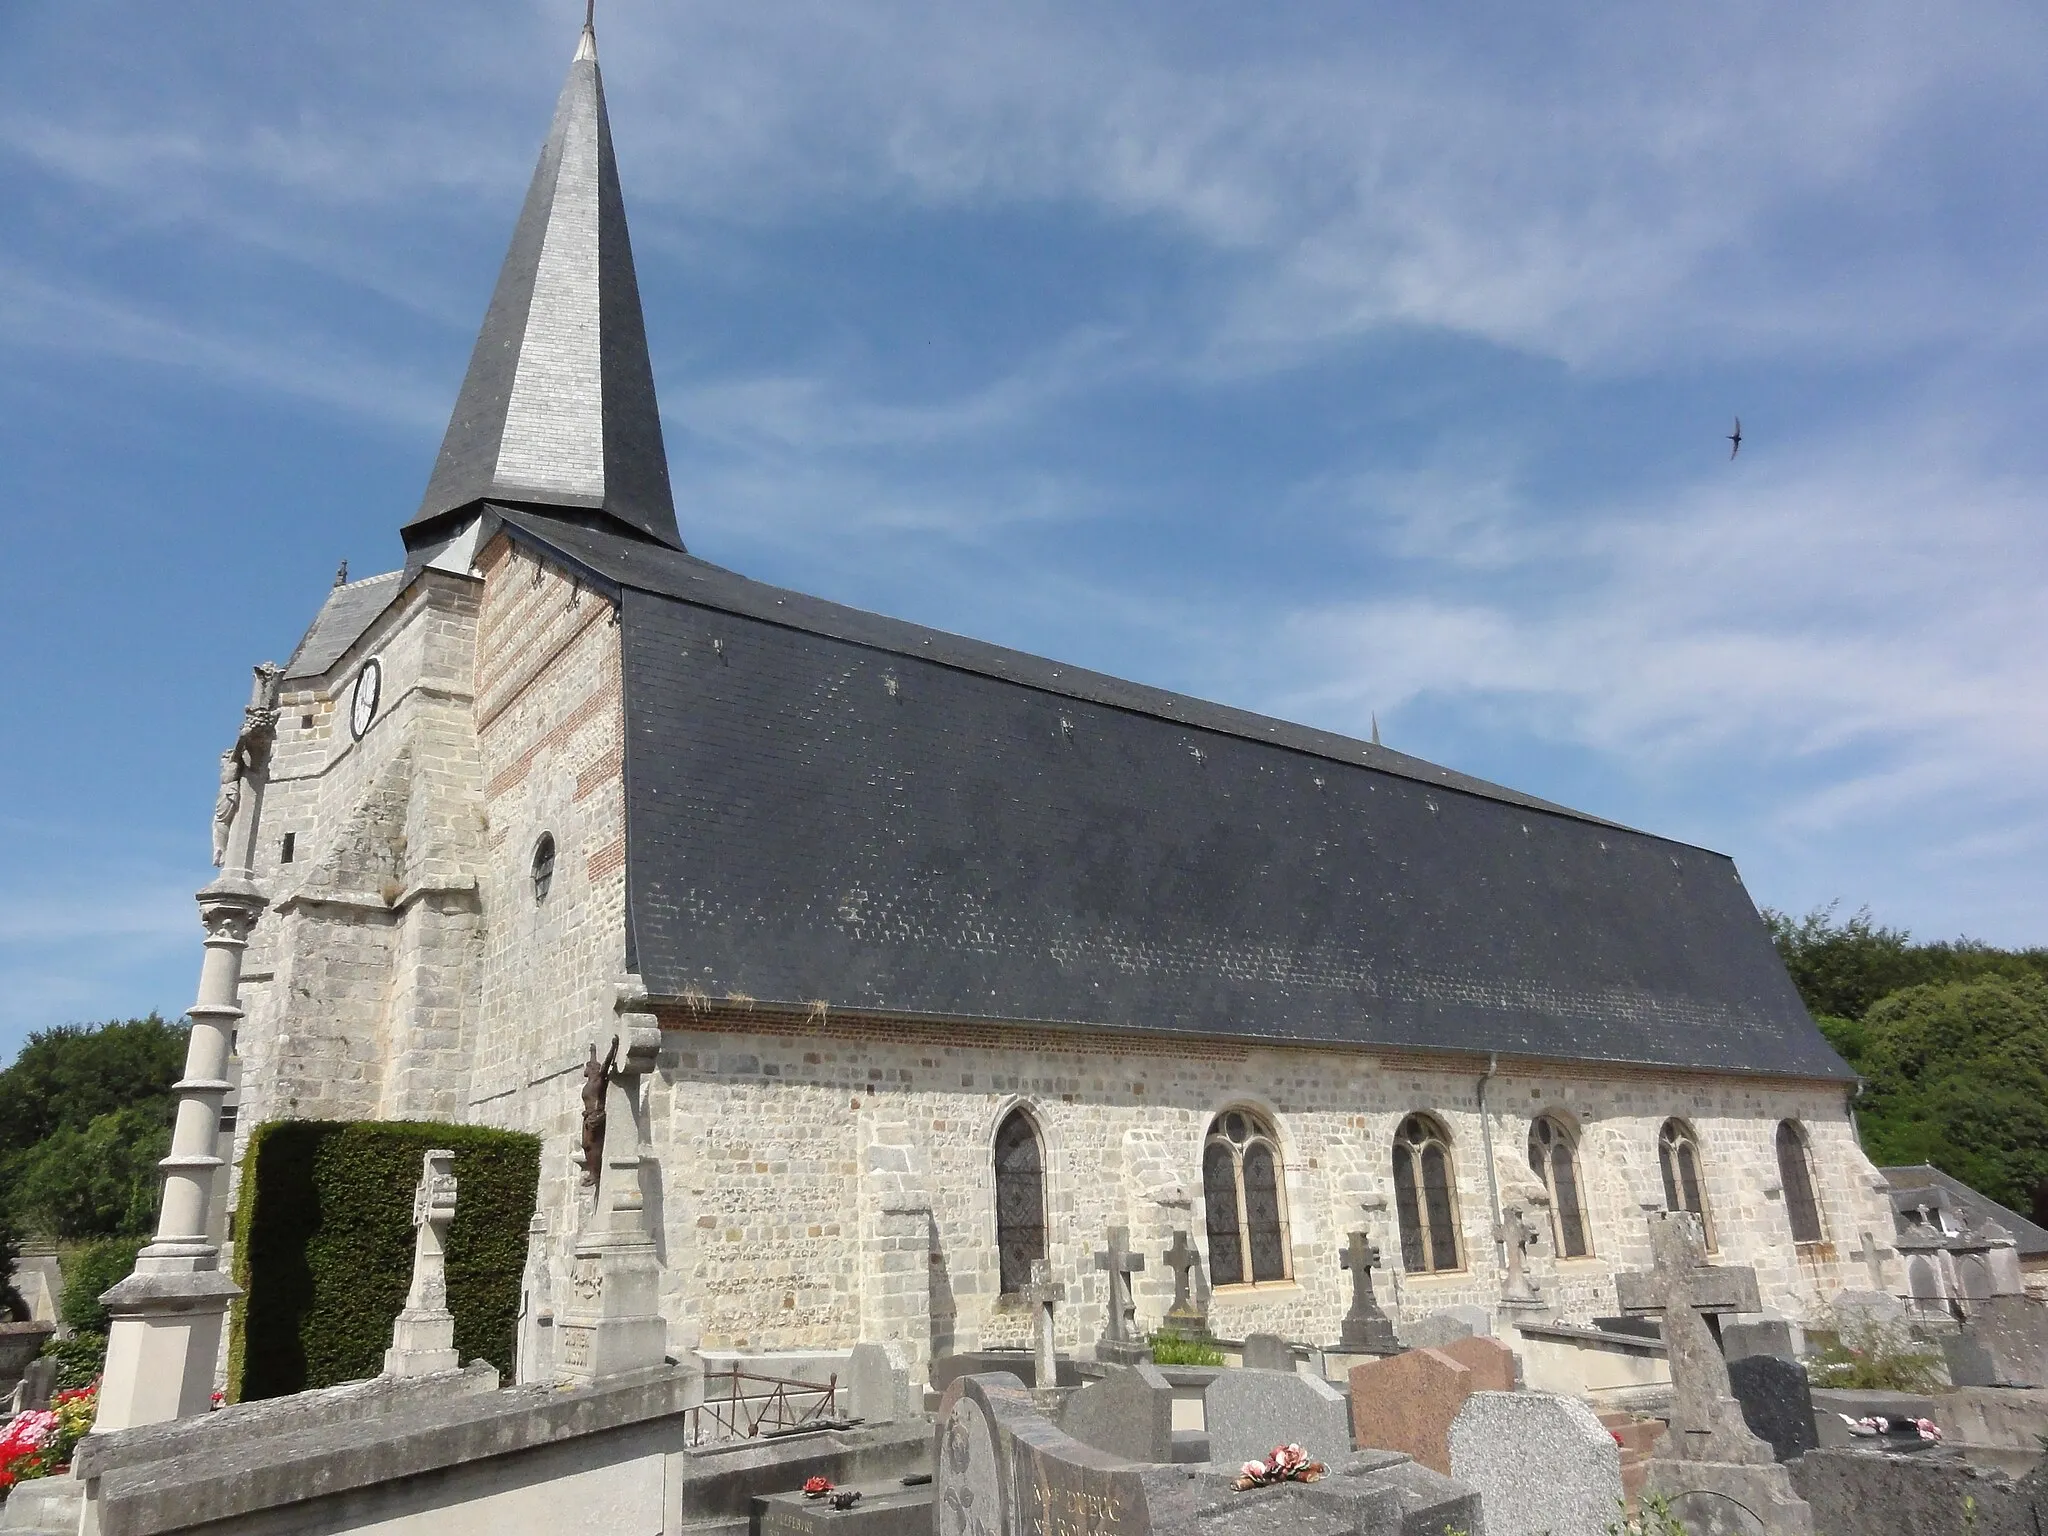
[531,833,556,902]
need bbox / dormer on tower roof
[404,16,682,560]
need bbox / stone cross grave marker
[1615,1211,1771,1465]
[384,1149,460,1378]
[1339,1231,1399,1354]
[1161,1230,1207,1339]
[1858,1231,1886,1292]
[1094,1226,1151,1364]
[1020,1259,1065,1388]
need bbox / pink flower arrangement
[1233,1443,1328,1491]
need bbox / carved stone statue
[580,1036,619,1186]
[1497,1193,1548,1303]
[210,750,242,868]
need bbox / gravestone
[1160,1231,1207,1341]
[1093,1227,1151,1366]
[1241,1333,1295,1373]
[384,1149,460,1377]
[848,1340,908,1424]
[1057,1361,1177,1464]
[1206,1365,1353,1470]
[1437,1333,1518,1390]
[1449,1390,1623,1536]
[9,1355,57,1414]
[1397,1306,1490,1350]
[1337,1232,1399,1355]
[1726,1355,1817,1463]
[1347,1347,1474,1476]
[935,1369,1478,1536]
[1957,1294,2048,1387]
[1721,1319,1795,1362]
[1619,1211,1813,1535]
[1018,1260,1066,1390]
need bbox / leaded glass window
[994,1109,1046,1294]
[1776,1120,1824,1244]
[1393,1114,1462,1272]
[1202,1109,1291,1286]
[1528,1115,1590,1259]
[1657,1118,1716,1250]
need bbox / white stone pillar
[95,665,279,1434]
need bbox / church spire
[405,14,682,554]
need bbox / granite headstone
[1726,1355,1817,1463]
[1206,1366,1353,1470]
[1058,1362,1177,1465]
[1449,1390,1624,1536]
[1240,1333,1295,1373]
[1347,1347,1475,1476]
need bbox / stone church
[223,18,1896,1389]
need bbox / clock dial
[349,658,382,740]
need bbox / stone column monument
[555,981,669,1385]
[95,664,279,1434]
[385,1150,461,1377]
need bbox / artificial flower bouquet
[1233,1442,1327,1491]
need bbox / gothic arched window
[994,1109,1046,1294]
[1202,1108,1290,1286]
[1393,1114,1462,1273]
[1658,1118,1716,1250]
[1776,1120,1824,1244]
[1528,1115,1590,1259]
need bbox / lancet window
[1657,1118,1716,1249]
[1393,1113,1462,1273]
[1528,1114,1591,1258]
[1776,1120,1824,1244]
[994,1108,1047,1294]
[1202,1108,1291,1286]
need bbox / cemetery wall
[640,1007,1895,1356]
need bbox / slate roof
[282,571,407,682]
[494,507,1853,1081]
[1884,1166,2048,1259]
[403,24,679,555]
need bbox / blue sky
[3,1,2045,1060]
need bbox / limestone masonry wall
[462,535,631,1307]
[638,1008,1893,1358]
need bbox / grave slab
[1206,1366,1353,1470]
[754,1481,933,1536]
[1449,1390,1623,1536]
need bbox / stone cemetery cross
[385,1149,460,1377]
[1161,1230,1207,1339]
[1021,1259,1065,1387]
[1093,1226,1151,1364]
[1859,1231,1887,1292]
[1339,1230,1399,1353]
[1616,1211,1773,1465]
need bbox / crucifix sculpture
[1020,1259,1065,1387]
[1160,1230,1207,1340]
[1338,1230,1399,1354]
[1093,1226,1151,1364]
[1616,1211,1773,1465]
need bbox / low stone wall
[1790,1448,2047,1536]
[58,1366,927,1536]
[1513,1321,1672,1407]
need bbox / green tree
[0,1204,24,1320]
[0,1014,187,1154]
[1764,905,2048,1023]
[1853,974,2048,1215]
[9,1106,171,1238]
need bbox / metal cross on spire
[585,0,595,31]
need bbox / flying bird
[1727,417,1743,459]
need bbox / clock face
[349,658,382,740]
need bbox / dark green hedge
[228,1120,539,1401]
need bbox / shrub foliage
[229,1120,539,1401]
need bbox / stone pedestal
[556,996,669,1386]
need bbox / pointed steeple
[405,15,682,553]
